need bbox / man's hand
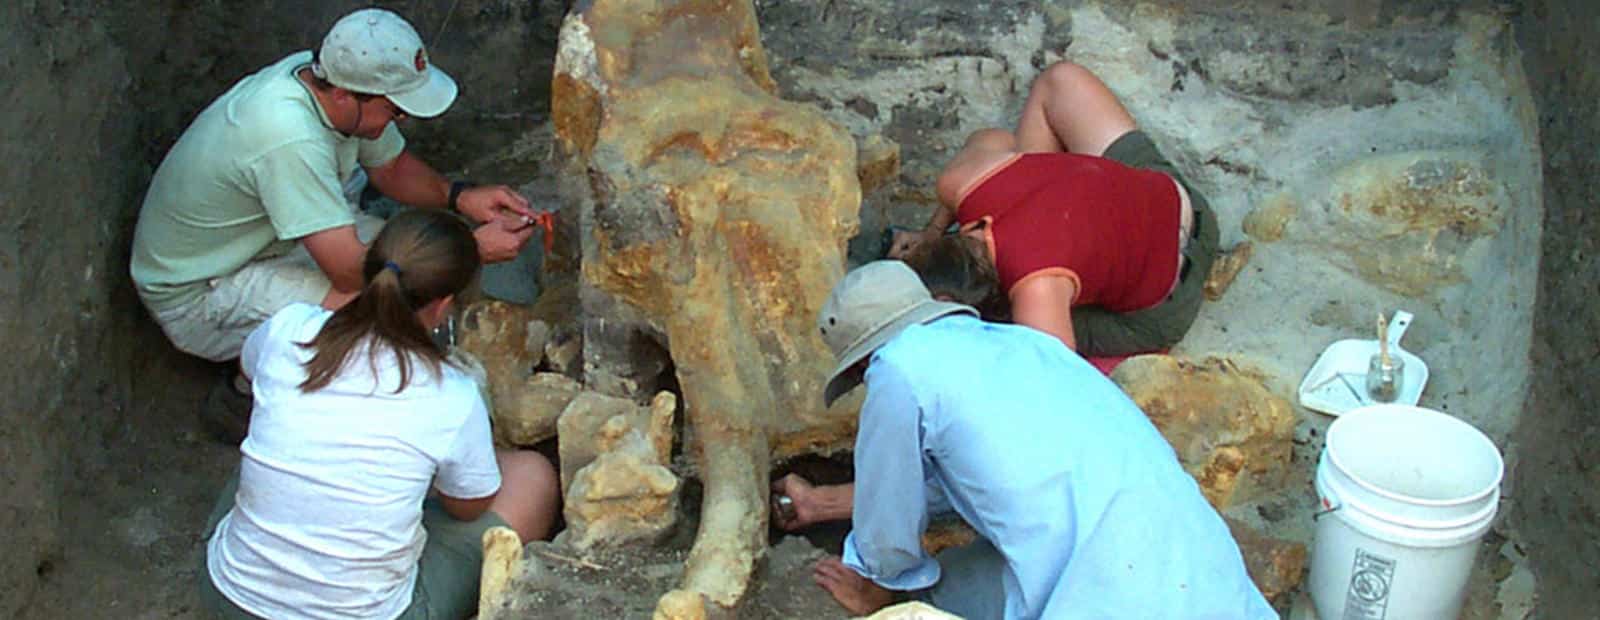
[457,184,534,225]
[888,228,939,260]
[813,556,894,616]
[772,474,853,532]
[473,215,536,264]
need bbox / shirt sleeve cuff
[435,473,500,500]
[842,531,943,592]
[359,123,406,168]
[274,214,358,241]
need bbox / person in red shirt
[891,61,1219,357]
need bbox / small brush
[1367,311,1403,403]
[1378,312,1390,368]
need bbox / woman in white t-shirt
[199,208,559,620]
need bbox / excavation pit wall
[480,0,1540,615]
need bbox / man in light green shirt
[132,8,537,365]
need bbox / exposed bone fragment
[653,589,709,620]
[645,390,676,465]
[557,390,674,490]
[562,415,681,550]
[553,0,861,610]
[864,601,965,619]
[478,526,523,620]
[1204,241,1254,301]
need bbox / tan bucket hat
[819,261,977,406]
[314,8,459,118]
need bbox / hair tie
[383,261,403,276]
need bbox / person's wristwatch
[447,180,473,212]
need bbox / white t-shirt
[207,303,501,620]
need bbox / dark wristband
[447,181,473,212]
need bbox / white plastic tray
[1298,311,1429,416]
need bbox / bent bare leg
[1014,61,1138,156]
[489,450,561,543]
[936,128,1021,209]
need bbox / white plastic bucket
[1308,404,1503,620]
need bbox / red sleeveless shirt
[956,153,1182,313]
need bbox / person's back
[955,152,1181,313]
[869,314,1273,619]
[207,303,496,618]
[199,208,558,620]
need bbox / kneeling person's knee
[491,450,560,543]
[1034,61,1097,93]
[963,128,1017,151]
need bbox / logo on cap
[414,48,428,73]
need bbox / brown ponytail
[299,209,480,393]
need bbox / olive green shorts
[1069,131,1220,357]
[198,472,510,619]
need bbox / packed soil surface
[498,536,850,618]
[53,390,237,619]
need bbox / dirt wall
[0,2,179,613]
[1512,1,1600,617]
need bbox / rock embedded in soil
[557,391,675,490]
[1224,516,1308,606]
[559,392,679,551]
[1111,355,1296,509]
[458,300,584,446]
[1312,152,1507,298]
[920,516,979,557]
[562,426,681,551]
[856,133,901,196]
[500,373,584,446]
[1204,241,1253,301]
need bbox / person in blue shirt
[776,260,1275,619]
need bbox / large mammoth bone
[551,0,862,612]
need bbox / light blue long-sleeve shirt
[842,315,1276,619]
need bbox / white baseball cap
[313,8,458,118]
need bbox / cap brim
[821,300,976,407]
[388,65,458,119]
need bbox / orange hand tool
[525,211,556,253]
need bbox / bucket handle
[1313,486,1342,521]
